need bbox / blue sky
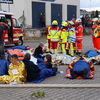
[80,0,100,8]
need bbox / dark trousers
[70,68,89,79]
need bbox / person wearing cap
[60,21,69,54]
[68,21,76,56]
[93,20,100,53]
[76,18,83,54]
[48,20,60,54]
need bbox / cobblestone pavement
[1,87,100,100]
[0,35,100,100]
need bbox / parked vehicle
[0,11,24,46]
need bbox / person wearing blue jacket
[0,52,9,76]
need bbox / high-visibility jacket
[68,27,76,43]
[92,24,97,32]
[60,28,69,43]
[49,27,60,42]
[94,25,100,38]
[76,25,83,40]
[93,26,100,52]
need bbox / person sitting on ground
[44,54,58,76]
[23,53,40,81]
[33,42,44,58]
[0,51,9,76]
[0,54,27,84]
[65,57,94,79]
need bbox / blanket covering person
[0,55,27,84]
[65,57,95,79]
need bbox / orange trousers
[51,41,59,49]
[92,35,96,50]
[76,39,82,52]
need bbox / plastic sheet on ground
[52,54,76,65]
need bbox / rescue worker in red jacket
[60,21,69,54]
[91,18,98,51]
[49,20,60,54]
[76,19,83,54]
[93,20,100,53]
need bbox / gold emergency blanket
[0,61,27,84]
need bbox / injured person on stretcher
[65,57,95,79]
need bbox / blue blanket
[8,45,27,50]
[85,50,99,57]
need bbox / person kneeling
[65,57,94,79]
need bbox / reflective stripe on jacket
[49,27,60,41]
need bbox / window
[13,18,20,28]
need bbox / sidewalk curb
[0,84,100,88]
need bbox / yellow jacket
[0,61,27,84]
[50,27,60,41]
[60,29,69,43]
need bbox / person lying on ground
[65,57,94,79]
[0,54,27,84]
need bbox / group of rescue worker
[46,18,83,56]
[46,17,100,56]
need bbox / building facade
[1,0,80,28]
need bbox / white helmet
[68,21,74,25]
[76,18,81,22]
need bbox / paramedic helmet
[61,21,68,27]
[52,20,58,25]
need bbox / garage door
[51,3,62,26]
[67,5,77,21]
[32,2,45,28]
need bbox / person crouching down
[65,57,94,79]
[0,54,27,84]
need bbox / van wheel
[15,38,23,46]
